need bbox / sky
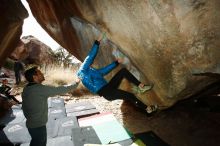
[21,0,60,50]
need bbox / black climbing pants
[97,68,147,110]
[6,94,20,103]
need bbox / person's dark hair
[24,67,38,82]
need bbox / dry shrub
[41,65,93,97]
[42,65,77,86]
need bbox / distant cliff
[11,35,56,65]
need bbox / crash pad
[21,136,73,146]
[71,126,101,146]
[78,112,132,144]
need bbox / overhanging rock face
[1,0,220,107]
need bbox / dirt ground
[2,68,220,146]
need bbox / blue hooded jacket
[77,40,119,93]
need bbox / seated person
[0,79,21,104]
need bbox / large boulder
[1,0,220,107]
[11,35,56,65]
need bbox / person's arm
[97,61,119,75]
[79,40,100,70]
[79,33,105,70]
[40,81,80,97]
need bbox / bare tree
[54,47,73,67]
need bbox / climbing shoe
[132,84,153,94]
[146,105,158,114]
[138,84,154,93]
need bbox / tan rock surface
[1,0,220,107]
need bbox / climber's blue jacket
[77,40,119,93]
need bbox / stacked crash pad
[65,101,99,117]
[0,97,99,145]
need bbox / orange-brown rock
[0,0,28,66]
[1,0,220,107]
[11,35,56,65]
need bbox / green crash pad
[78,112,132,144]
[134,131,170,146]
